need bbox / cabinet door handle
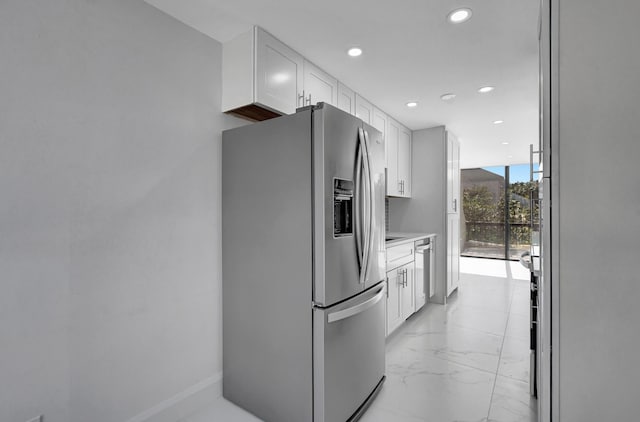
[306,93,312,106]
[453,198,457,212]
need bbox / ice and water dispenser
[333,178,353,237]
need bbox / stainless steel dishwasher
[415,237,435,309]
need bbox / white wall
[0,1,243,421]
[389,127,448,303]
[553,0,640,419]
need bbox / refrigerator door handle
[362,129,374,283]
[357,128,371,284]
[354,133,364,276]
[327,284,385,323]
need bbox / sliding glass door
[461,164,538,260]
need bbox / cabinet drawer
[386,243,414,270]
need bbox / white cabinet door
[386,119,411,197]
[372,107,388,165]
[355,94,373,125]
[446,131,460,213]
[386,119,400,196]
[398,125,412,197]
[453,135,460,208]
[303,60,337,107]
[400,263,415,320]
[255,27,303,115]
[447,213,460,295]
[337,82,355,115]
[371,107,387,140]
[446,131,460,296]
[386,269,403,336]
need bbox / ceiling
[144,0,540,169]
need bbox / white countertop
[385,231,437,246]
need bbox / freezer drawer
[313,282,386,422]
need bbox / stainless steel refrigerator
[222,103,386,422]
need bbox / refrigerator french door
[222,103,386,422]
[312,104,386,306]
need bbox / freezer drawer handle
[327,285,385,324]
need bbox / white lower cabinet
[386,266,403,336]
[386,243,416,337]
[386,263,414,336]
[400,263,415,320]
[447,213,460,295]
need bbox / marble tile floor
[185,257,536,422]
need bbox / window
[461,164,539,260]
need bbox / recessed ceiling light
[478,86,495,93]
[406,101,418,108]
[347,47,362,57]
[493,120,504,125]
[440,93,456,101]
[448,8,472,24]
[501,141,510,145]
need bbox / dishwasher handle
[416,244,431,253]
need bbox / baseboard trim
[125,373,223,422]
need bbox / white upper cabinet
[221,23,414,176]
[355,94,373,125]
[255,28,303,114]
[387,119,412,198]
[398,124,412,197]
[371,107,387,144]
[222,26,303,120]
[446,131,460,214]
[303,60,337,107]
[337,82,356,115]
[386,119,399,196]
